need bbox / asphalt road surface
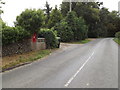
[2,38,118,88]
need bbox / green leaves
[115,32,120,40]
[54,20,74,42]
[15,9,44,34]
[54,11,88,42]
[2,26,30,46]
[38,29,58,48]
[47,7,62,29]
[0,0,5,15]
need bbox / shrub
[2,26,30,46]
[15,9,44,34]
[74,17,88,40]
[54,21,74,42]
[38,29,58,48]
[115,32,120,40]
[47,6,62,28]
[54,11,88,42]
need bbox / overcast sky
[1,0,120,26]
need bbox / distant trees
[65,11,88,41]
[0,0,5,15]
[60,2,101,38]
[54,11,88,42]
[74,17,88,40]
[106,11,120,37]
[60,2,120,38]
[43,1,52,27]
[15,9,45,34]
[47,6,62,28]
[54,20,74,42]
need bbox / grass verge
[113,38,120,45]
[2,49,55,71]
[68,39,92,44]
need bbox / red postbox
[32,33,37,42]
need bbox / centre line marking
[64,52,95,87]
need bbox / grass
[68,39,92,44]
[113,38,120,45]
[2,49,54,71]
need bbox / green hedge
[38,29,58,48]
[115,32,120,40]
[54,21,74,42]
[2,26,30,46]
[54,11,88,42]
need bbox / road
[2,38,118,88]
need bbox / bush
[54,12,88,42]
[115,32,120,40]
[47,6,62,28]
[15,9,44,34]
[74,17,88,40]
[38,29,58,48]
[54,11,88,42]
[2,26,30,46]
[54,21,74,42]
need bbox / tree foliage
[60,2,120,38]
[74,17,88,40]
[48,6,62,28]
[43,1,52,27]
[2,26,30,46]
[54,11,88,42]
[0,0,5,15]
[115,32,120,40]
[15,9,44,34]
[65,11,88,40]
[54,20,74,42]
[38,28,58,48]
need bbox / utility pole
[69,0,72,12]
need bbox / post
[70,0,72,12]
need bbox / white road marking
[64,52,95,87]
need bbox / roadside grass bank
[2,49,57,72]
[113,38,120,45]
[66,38,93,44]
[1,38,93,72]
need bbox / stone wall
[2,38,46,57]
[31,38,46,51]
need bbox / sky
[1,0,120,26]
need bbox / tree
[54,20,74,42]
[107,11,120,37]
[0,18,6,29]
[60,2,101,38]
[65,11,77,40]
[54,11,88,42]
[0,0,5,15]
[74,17,88,40]
[43,1,52,27]
[47,5,62,28]
[15,9,44,34]
[65,11,88,40]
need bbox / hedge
[2,26,30,46]
[54,21,74,42]
[38,28,58,48]
[115,32,120,40]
